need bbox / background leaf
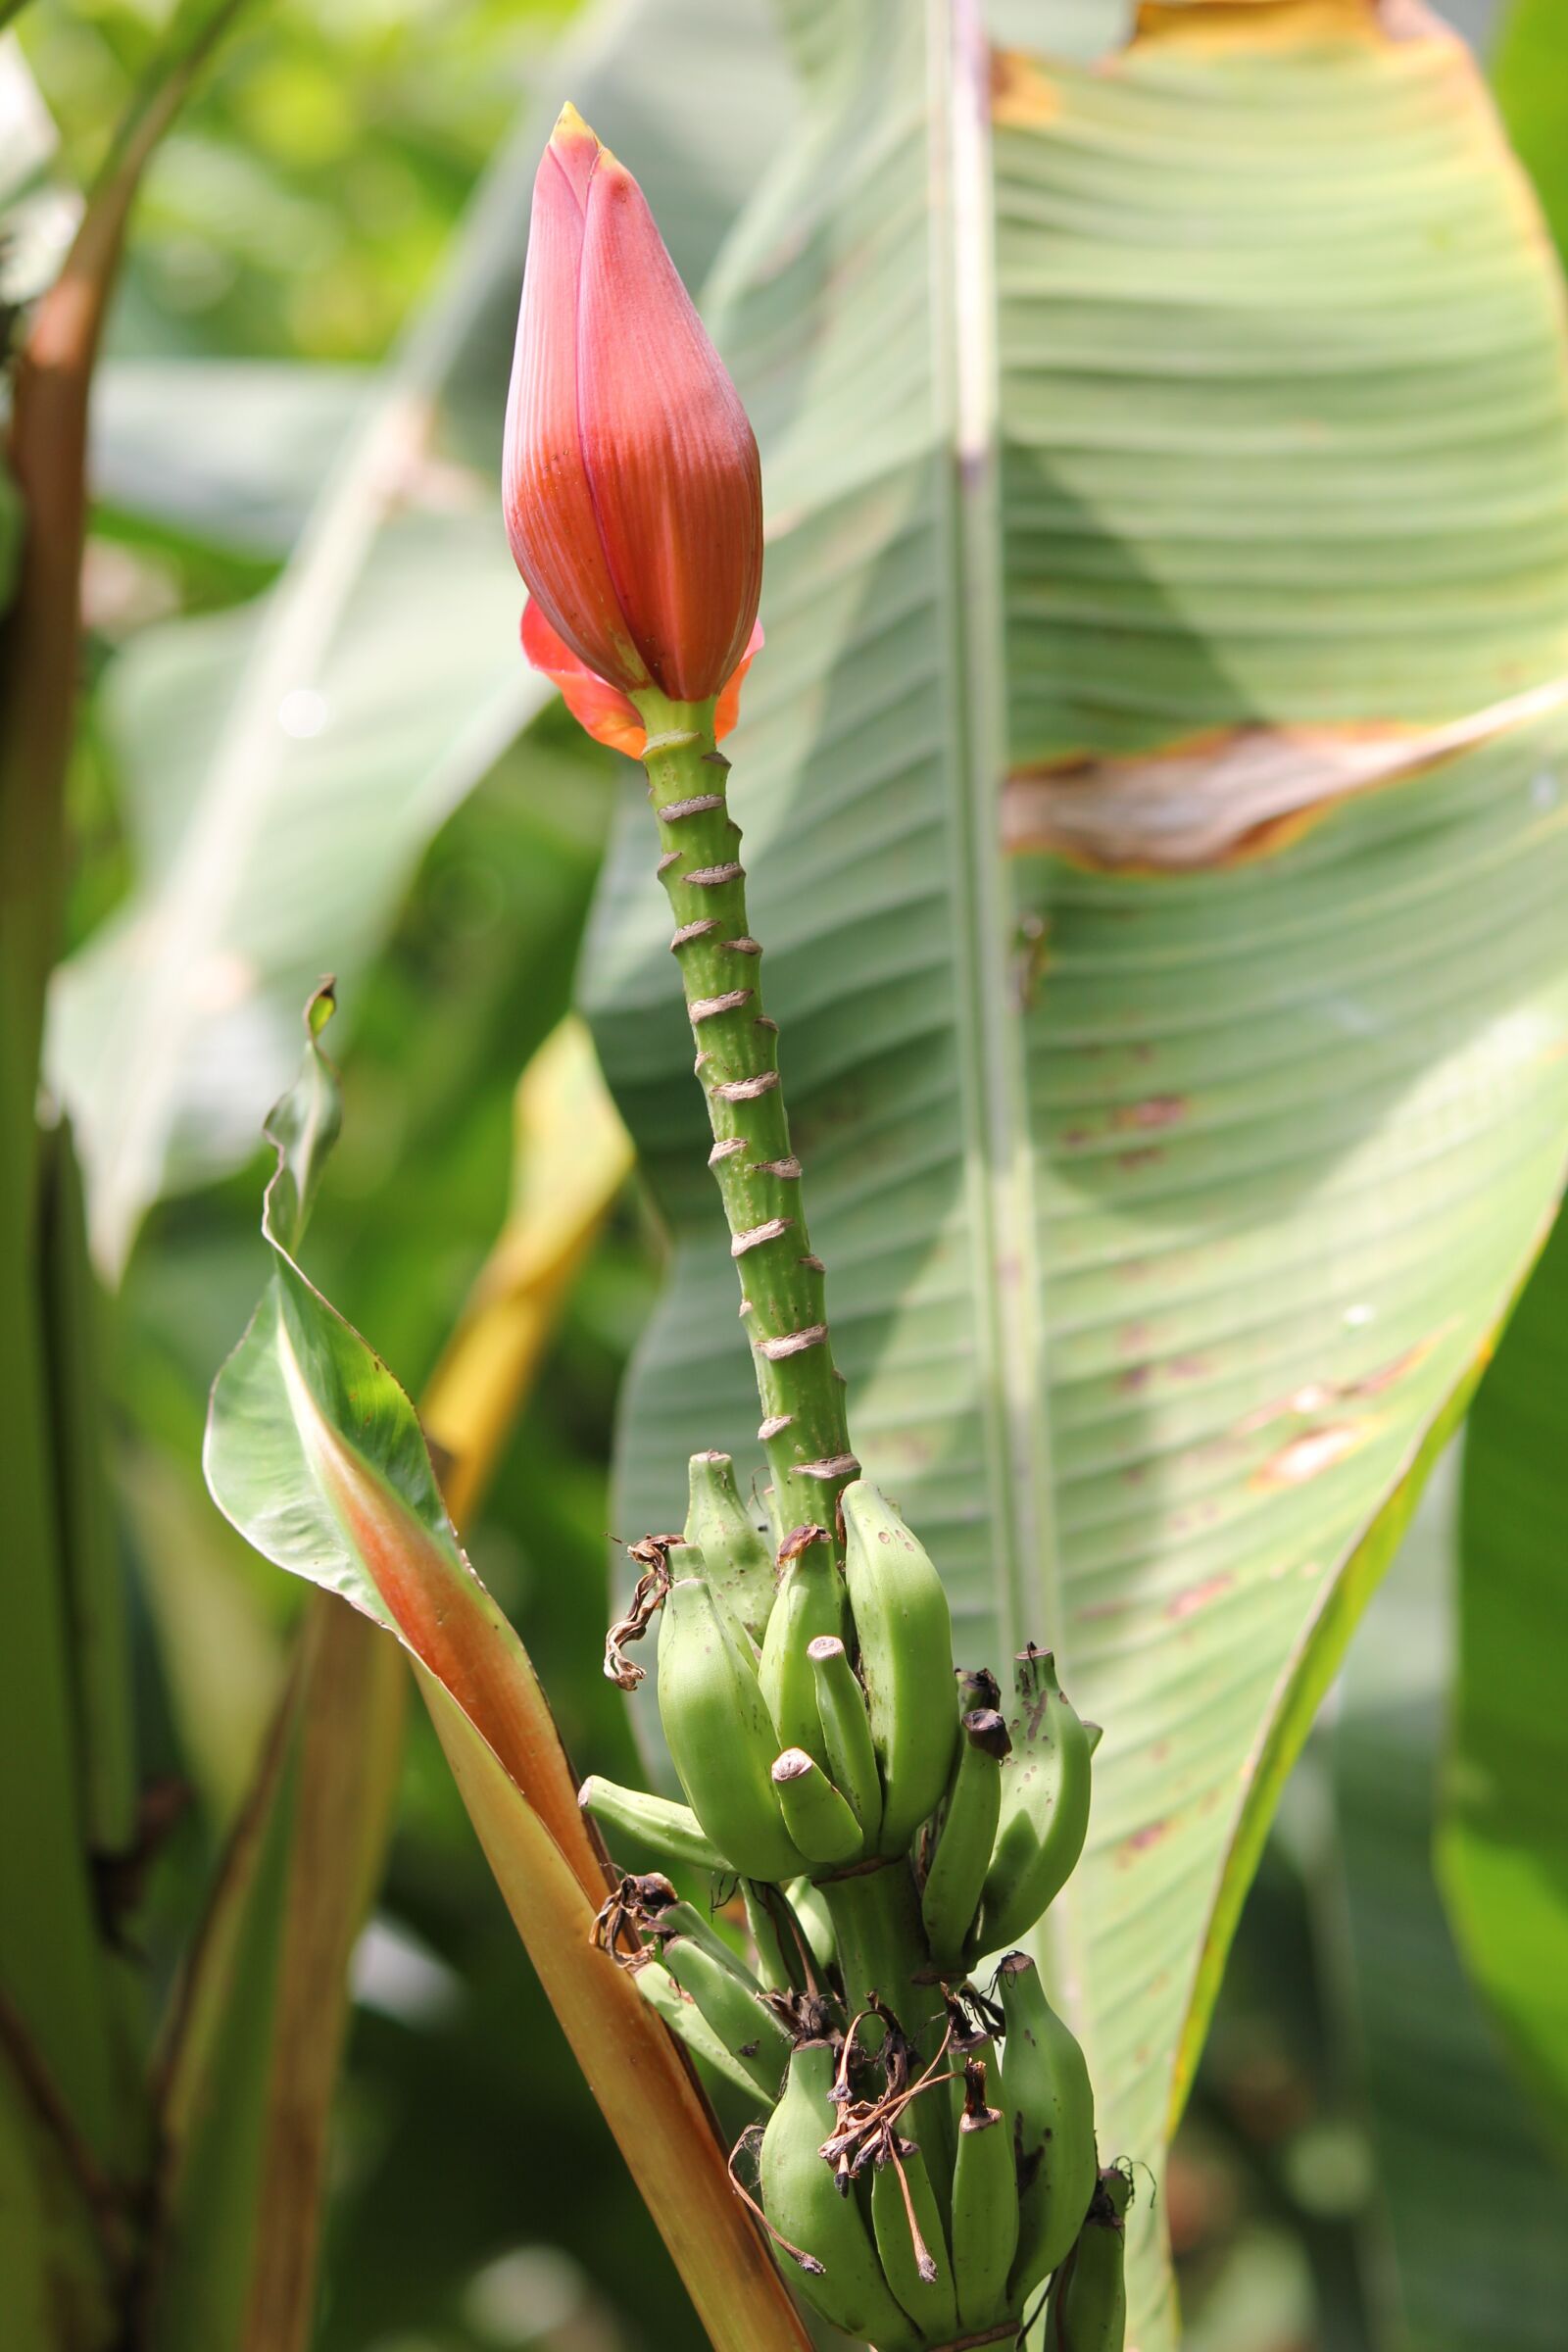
[583,6,1568,2339]
[47,0,793,1277]
[1336,1460,1568,2348]
[90,360,368,559]
[148,1598,405,2352]
[1492,0,1568,254]
[1439,1203,1568,2161]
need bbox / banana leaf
[582,4,1568,2338]
[146,1598,404,2352]
[47,0,792,1278]
[1429,0,1568,2185]
[0,15,250,2339]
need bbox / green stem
[634,689,858,1544]
[817,1862,934,2044]
[820,1862,956,2192]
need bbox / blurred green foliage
[18,8,711,2347]
[11,0,1565,2346]
[24,0,574,363]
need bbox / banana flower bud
[504,102,763,711]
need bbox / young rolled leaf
[0,15,248,2332]
[585,5,1568,2340]
[206,987,607,1901]
[147,1598,405,2352]
[205,989,811,2352]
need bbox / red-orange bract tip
[503,104,762,706]
[522,602,763,757]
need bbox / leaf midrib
[921,0,1094,2023]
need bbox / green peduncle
[633,687,858,1548]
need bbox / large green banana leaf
[47,0,791,1279]
[582,3,1568,2339]
[1428,0,1568,2181]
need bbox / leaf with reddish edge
[206,983,606,1900]
[204,987,812,2352]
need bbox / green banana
[759,1523,846,1766]
[870,2132,959,2342]
[633,1960,766,2106]
[578,1775,727,1875]
[920,1705,1010,1971]
[657,1562,807,1883]
[660,1935,793,2099]
[770,1748,864,1868]
[807,1633,884,1843]
[685,1448,776,1642]
[648,1896,754,1982]
[760,2040,922,2351]
[950,2055,1020,2333]
[998,1949,1098,2298]
[1043,2168,1131,2352]
[975,1647,1093,1956]
[842,1480,959,1857]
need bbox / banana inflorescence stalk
[637,688,860,1545]
[573,683,1129,2348]
[498,97,1134,2350]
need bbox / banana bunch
[583,1456,1129,2350]
[756,1969,1117,2349]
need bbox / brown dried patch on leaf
[1253,1423,1364,1489]
[1237,1334,1446,1436]
[1119,1817,1173,1864]
[1131,0,1439,56]
[1004,680,1568,873]
[1167,1574,1234,1622]
[990,48,1060,127]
